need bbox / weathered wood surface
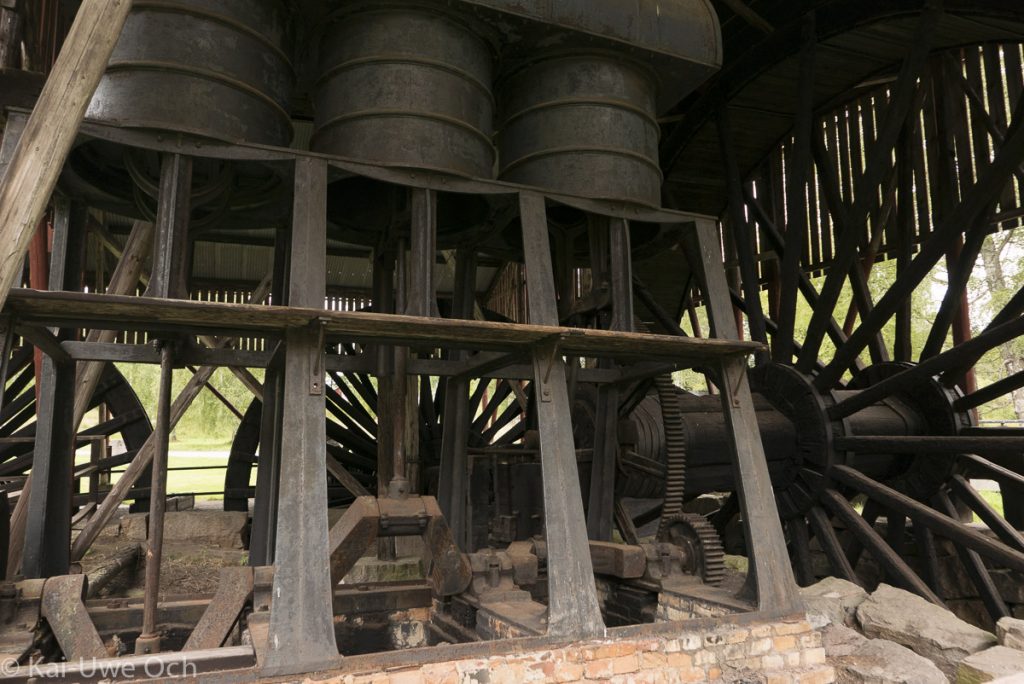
[0,0,132,311]
[4,289,763,363]
[67,280,274,563]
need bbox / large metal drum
[312,2,496,178]
[86,0,294,145]
[496,52,662,207]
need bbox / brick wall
[309,618,834,684]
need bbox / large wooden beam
[0,0,131,311]
[520,192,605,639]
[262,157,337,676]
[694,218,800,614]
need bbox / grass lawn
[75,443,243,503]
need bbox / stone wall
[308,618,834,684]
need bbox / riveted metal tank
[497,53,662,207]
[86,0,295,145]
[487,0,723,208]
[312,2,497,178]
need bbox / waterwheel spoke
[834,434,1024,455]
[327,376,376,436]
[78,408,147,438]
[800,9,939,374]
[830,314,1024,419]
[0,391,34,434]
[842,498,881,573]
[718,99,769,352]
[729,288,827,373]
[962,454,1024,491]
[935,490,1010,621]
[821,489,942,604]
[743,192,849,352]
[956,369,1024,411]
[886,513,907,559]
[786,517,815,586]
[481,399,526,443]
[774,16,817,365]
[818,88,1024,390]
[832,465,1024,572]
[325,390,376,441]
[807,505,861,585]
[948,475,1024,552]
[471,380,512,434]
[808,133,888,365]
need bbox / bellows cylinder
[497,53,663,207]
[313,3,496,178]
[87,0,295,145]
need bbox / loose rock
[996,617,1024,652]
[834,638,947,684]
[821,624,868,658]
[856,584,997,679]
[957,646,1024,684]
[162,511,248,549]
[802,577,869,628]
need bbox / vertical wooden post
[263,158,337,675]
[135,342,175,655]
[250,235,289,567]
[0,1,23,69]
[147,154,193,300]
[694,218,800,613]
[21,198,85,579]
[520,192,604,638]
[0,0,132,311]
[438,249,476,548]
[587,217,631,541]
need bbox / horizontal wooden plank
[5,290,763,363]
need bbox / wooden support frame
[20,198,85,579]
[520,192,606,638]
[262,157,338,676]
[0,0,132,311]
[693,218,800,613]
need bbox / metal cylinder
[497,52,663,207]
[313,2,496,178]
[86,0,294,145]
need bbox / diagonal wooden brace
[40,574,107,661]
[184,566,254,651]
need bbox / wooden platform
[4,289,762,364]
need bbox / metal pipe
[137,341,174,654]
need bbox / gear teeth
[654,374,688,539]
[660,513,727,586]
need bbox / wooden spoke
[832,465,1024,572]
[949,475,1024,553]
[834,434,1024,456]
[718,98,769,354]
[956,369,1024,411]
[800,9,940,375]
[962,454,1024,492]
[807,505,861,585]
[842,498,881,573]
[935,491,1010,621]
[830,314,1024,419]
[774,15,816,364]
[808,134,889,366]
[786,517,815,587]
[818,89,1024,390]
[821,489,942,604]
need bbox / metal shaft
[140,342,174,647]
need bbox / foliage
[115,363,262,445]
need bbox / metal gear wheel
[658,513,727,586]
